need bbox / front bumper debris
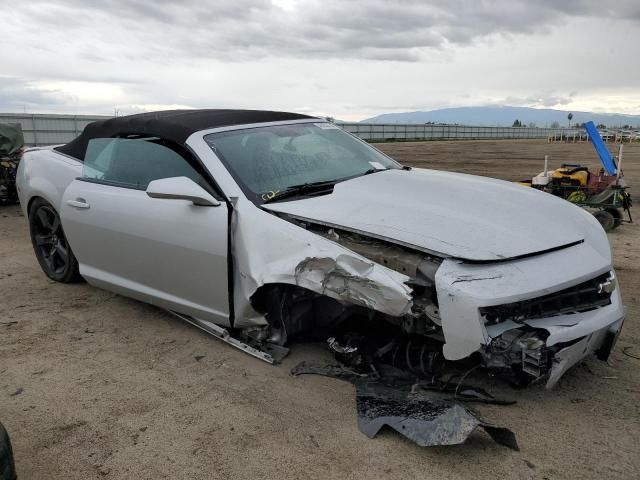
[292,361,519,450]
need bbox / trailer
[523,121,632,232]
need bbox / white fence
[341,123,580,141]
[1,112,581,146]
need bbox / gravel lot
[1,140,639,479]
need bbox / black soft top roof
[55,109,315,160]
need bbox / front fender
[231,197,413,328]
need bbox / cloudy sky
[2,0,639,120]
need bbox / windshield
[204,122,401,203]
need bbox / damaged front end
[176,193,624,449]
[231,205,624,391]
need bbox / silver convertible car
[16,110,624,387]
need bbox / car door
[60,136,230,325]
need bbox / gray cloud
[11,1,640,63]
[0,77,76,110]
[2,1,639,118]
[502,93,576,108]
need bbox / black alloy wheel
[29,198,82,283]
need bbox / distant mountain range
[361,106,640,128]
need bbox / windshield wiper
[361,167,387,176]
[262,168,390,204]
[262,179,339,204]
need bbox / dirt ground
[1,140,639,479]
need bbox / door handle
[66,199,90,209]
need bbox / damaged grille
[480,271,614,324]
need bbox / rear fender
[17,149,82,216]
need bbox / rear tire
[593,210,615,232]
[604,208,623,229]
[0,423,16,480]
[28,198,82,283]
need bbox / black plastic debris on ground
[291,361,518,450]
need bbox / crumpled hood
[264,168,602,262]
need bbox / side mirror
[146,177,221,207]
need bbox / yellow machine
[550,164,590,187]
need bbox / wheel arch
[23,175,63,218]
[27,194,49,217]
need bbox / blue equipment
[583,121,617,175]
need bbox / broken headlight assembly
[484,329,552,381]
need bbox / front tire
[28,198,82,283]
[0,423,16,480]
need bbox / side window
[83,137,202,189]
